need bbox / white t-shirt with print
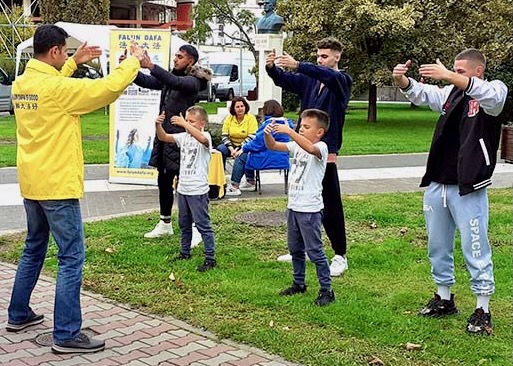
[173,131,212,196]
[286,140,327,212]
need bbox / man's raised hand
[72,42,102,65]
[392,59,412,88]
[419,58,450,81]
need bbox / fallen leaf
[269,320,274,327]
[104,247,116,253]
[369,222,378,229]
[189,306,193,312]
[405,342,423,351]
[400,227,408,234]
[368,355,384,365]
[168,272,175,281]
[282,326,290,331]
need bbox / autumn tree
[278,0,512,123]
[185,0,258,62]
[40,0,110,24]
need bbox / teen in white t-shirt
[155,106,217,272]
[264,109,335,306]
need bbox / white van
[203,51,257,101]
[0,67,13,114]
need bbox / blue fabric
[242,116,293,171]
[9,199,84,344]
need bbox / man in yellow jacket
[6,24,144,354]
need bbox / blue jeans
[8,199,84,344]
[177,193,216,260]
[287,209,331,291]
[216,144,254,185]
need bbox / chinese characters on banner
[109,29,171,185]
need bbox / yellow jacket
[14,56,140,200]
[221,114,258,147]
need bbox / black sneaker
[314,289,335,306]
[197,259,216,272]
[175,252,192,260]
[6,313,44,332]
[279,282,307,296]
[419,293,458,317]
[466,307,493,335]
[51,332,105,354]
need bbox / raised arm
[265,49,308,96]
[272,122,322,159]
[155,113,175,143]
[393,59,452,113]
[264,123,288,152]
[170,114,210,148]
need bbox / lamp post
[231,30,243,97]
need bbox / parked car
[0,67,13,114]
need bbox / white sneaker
[144,221,173,238]
[330,255,348,277]
[239,181,256,191]
[225,184,241,196]
[276,253,311,262]
[191,224,202,248]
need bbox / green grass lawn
[1,190,511,366]
[0,103,438,167]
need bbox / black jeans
[321,163,347,256]
[158,168,179,220]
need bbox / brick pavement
[0,262,300,366]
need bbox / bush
[206,123,223,148]
[282,90,300,113]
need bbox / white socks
[476,295,490,313]
[437,285,451,300]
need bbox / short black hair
[33,24,69,56]
[229,96,250,115]
[179,45,199,64]
[300,108,330,135]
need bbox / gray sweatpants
[423,182,494,296]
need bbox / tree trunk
[367,82,377,123]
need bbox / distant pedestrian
[264,108,335,306]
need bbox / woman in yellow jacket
[7,25,145,355]
[216,97,258,196]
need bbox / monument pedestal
[251,33,284,114]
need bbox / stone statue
[255,0,284,34]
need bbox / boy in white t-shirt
[155,106,216,272]
[264,109,335,306]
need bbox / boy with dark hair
[264,108,335,306]
[266,37,352,277]
[393,48,508,334]
[154,106,217,272]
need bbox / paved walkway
[0,262,299,366]
[0,153,511,365]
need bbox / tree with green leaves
[278,0,512,123]
[40,0,110,24]
[185,0,258,62]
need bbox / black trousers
[157,168,179,219]
[321,163,347,256]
